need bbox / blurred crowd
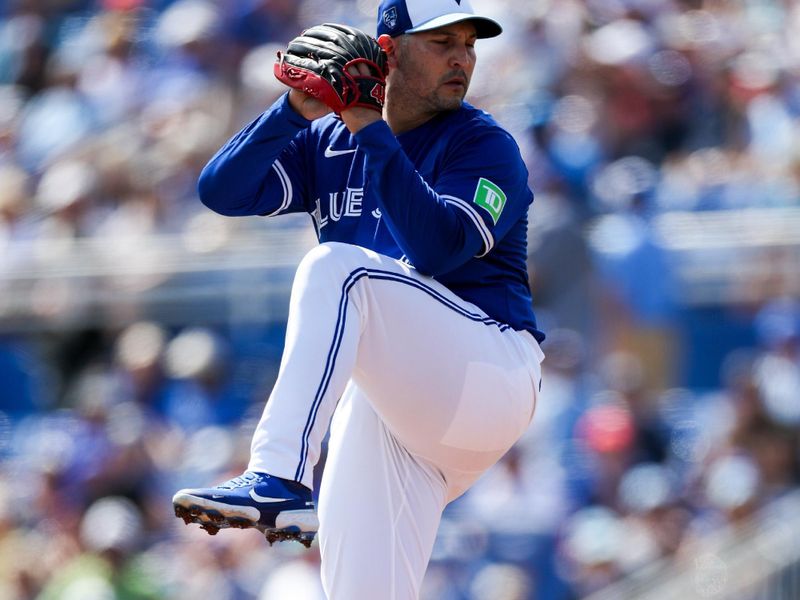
[1,0,799,599]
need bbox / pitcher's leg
[251,241,540,491]
[319,384,447,600]
[346,272,541,491]
[171,243,380,542]
[249,243,378,488]
[174,242,541,545]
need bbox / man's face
[390,21,478,113]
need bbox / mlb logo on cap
[376,0,502,39]
[383,6,399,30]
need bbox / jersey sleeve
[355,120,532,276]
[197,93,315,217]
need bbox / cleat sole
[173,500,317,547]
[174,504,258,533]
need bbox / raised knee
[298,242,374,277]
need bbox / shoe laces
[218,472,267,489]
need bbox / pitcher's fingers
[347,63,372,77]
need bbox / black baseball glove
[274,23,387,114]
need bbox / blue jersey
[199,93,545,342]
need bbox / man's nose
[448,44,472,69]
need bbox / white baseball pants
[248,242,544,599]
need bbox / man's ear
[378,34,398,69]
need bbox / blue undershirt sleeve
[198,93,314,217]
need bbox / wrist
[287,89,332,121]
[340,107,382,134]
[287,90,305,114]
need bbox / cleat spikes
[174,504,248,535]
[229,519,251,529]
[264,528,316,548]
[175,506,195,525]
[175,502,314,546]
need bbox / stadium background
[1,0,799,598]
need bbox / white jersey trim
[265,159,293,216]
[442,195,495,256]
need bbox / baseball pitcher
[173,1,546,597]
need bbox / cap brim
[405,13,502,39]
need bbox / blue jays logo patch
[383,7,398,30]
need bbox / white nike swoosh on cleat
[249,489,291,503]
[324,146,357,158]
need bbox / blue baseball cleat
[172,471,318,547]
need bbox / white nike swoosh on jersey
[249,489,290,503]
[324,146,357,158]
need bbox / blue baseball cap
[377,0,502,39]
